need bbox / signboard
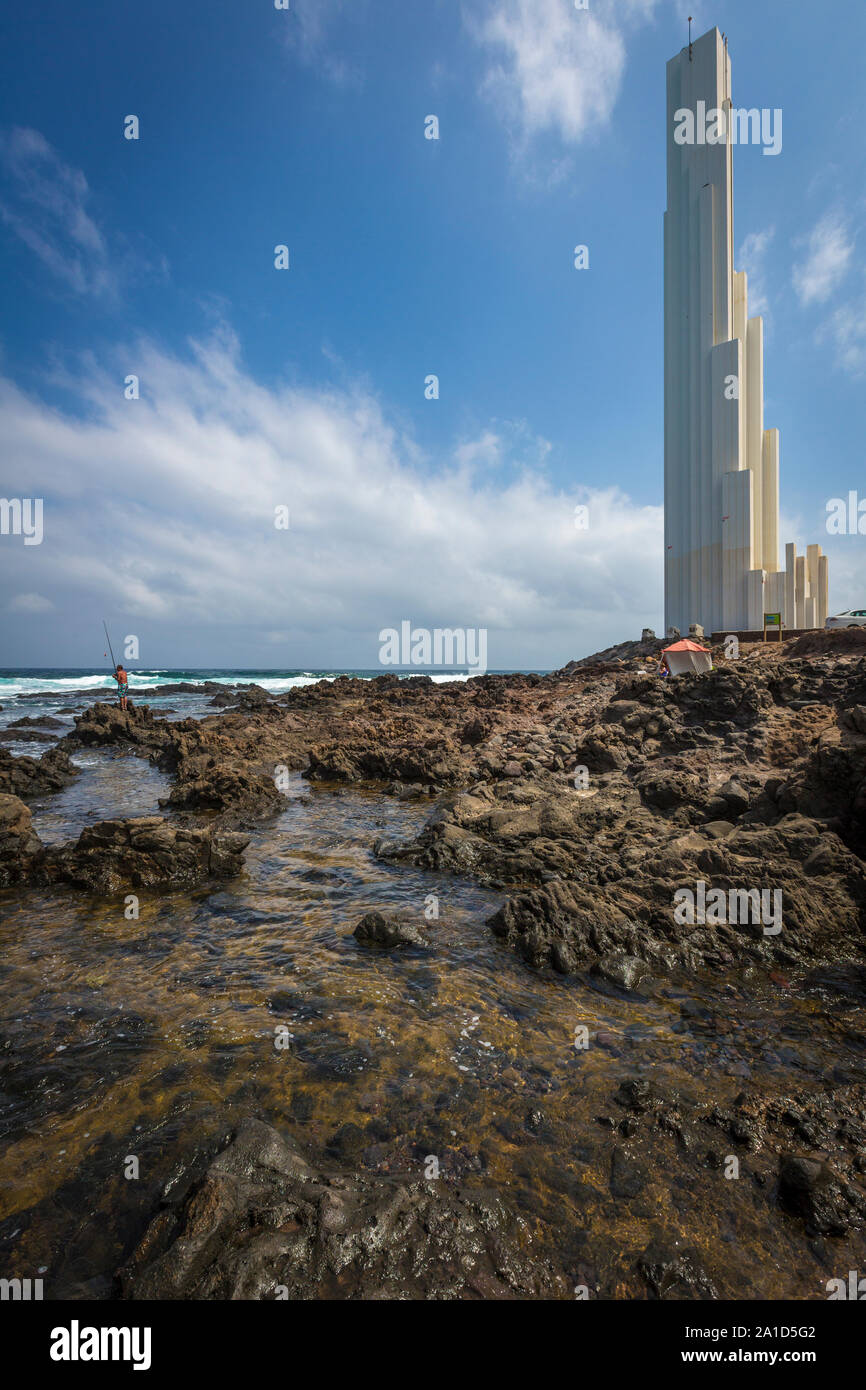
[763,612,782,643]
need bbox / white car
[825,610,866,629]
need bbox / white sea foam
[0,675,112,696]
[0,667,490,700]
[0,673,332,696]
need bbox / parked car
[825,610,866,629]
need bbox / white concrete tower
[664,26,827,635]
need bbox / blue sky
[1,0,864,669]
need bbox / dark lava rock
[119,1118,567,1300]
[614,1079,662,1115]
[718,777,750,815]
[165,763,283,817]
[637,1243,718,1299]
[71,702,170,751]
[38,816,250,893]
[0,794,44,885]
[777,1154,865,1236]
[460,716,491,746]
[702,820,736,840]
[307,737,468,789]
[591,953,653,993]
[326,1122,367,1163]
[353,911,427,949]
[635,764,706,812]
[230,686,273,711]
[609,1146,648,1199]
[776,722,866,854]
[0,745,79,798]
[0,728,58,742]
[9,715,65,729]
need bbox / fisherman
[111,663,129,711]
[658,654,671,680]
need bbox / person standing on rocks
[111,663,129,712]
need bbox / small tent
[662,638,712,676]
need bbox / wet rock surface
[44,817,250,893]
[353,910,428,949]
[0,803,248,892]
[120,1118,566,1300]
[24,648,866,981]
[5,633,866,1300]
[0,795,44,885]
[361,649,866,983]
[0,745,79,798]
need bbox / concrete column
[748,569,766,631]
[784,542,797,629]
[663,28,827,632]
[817,553,829,626]
[723,468,752,628]
[746,317,764,564]
[733,270,748,347]
[806,543,820,598]
[762,429,779,572]
[766,571,785,622]
[795,554,806,628]
[665,27,734,638]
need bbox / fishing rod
[102,620,118,673]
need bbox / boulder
[592,953,653,993]
[43,816,249,893]
[119,1118,567,1300]
[9,715,64,729]
[777,1154,866,1236]
[0,795,44,885]
[353,911,426,948]
[72,703,169,751]
[166,765,283,816]
[0,728,58,743]
[0,745,79,798]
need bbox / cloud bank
[468,0,658,151]
[2,331,663,668]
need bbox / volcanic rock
[119,1118,567,1300]
[0,745,79,798]
[0,795,44,885]
[40,816,250,893]
[353,910,427,948]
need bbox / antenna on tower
[688,16,693,61]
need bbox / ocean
[0,667,544,753]
[0,666,493,698]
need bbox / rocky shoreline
[5,634,864,983]
[2,633,866,1297]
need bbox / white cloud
[0,127,166,301]
[737,228,774,319]
[0,332,663,666]
[454,430,502,470]
[284,0,362,88]
[0,127,118,298]
[467,0,658,151]
[820,281,866,377]
[792,212,853,306]
[8,591,55,613]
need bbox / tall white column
[663,27,827,633]
[762,429,779,572]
